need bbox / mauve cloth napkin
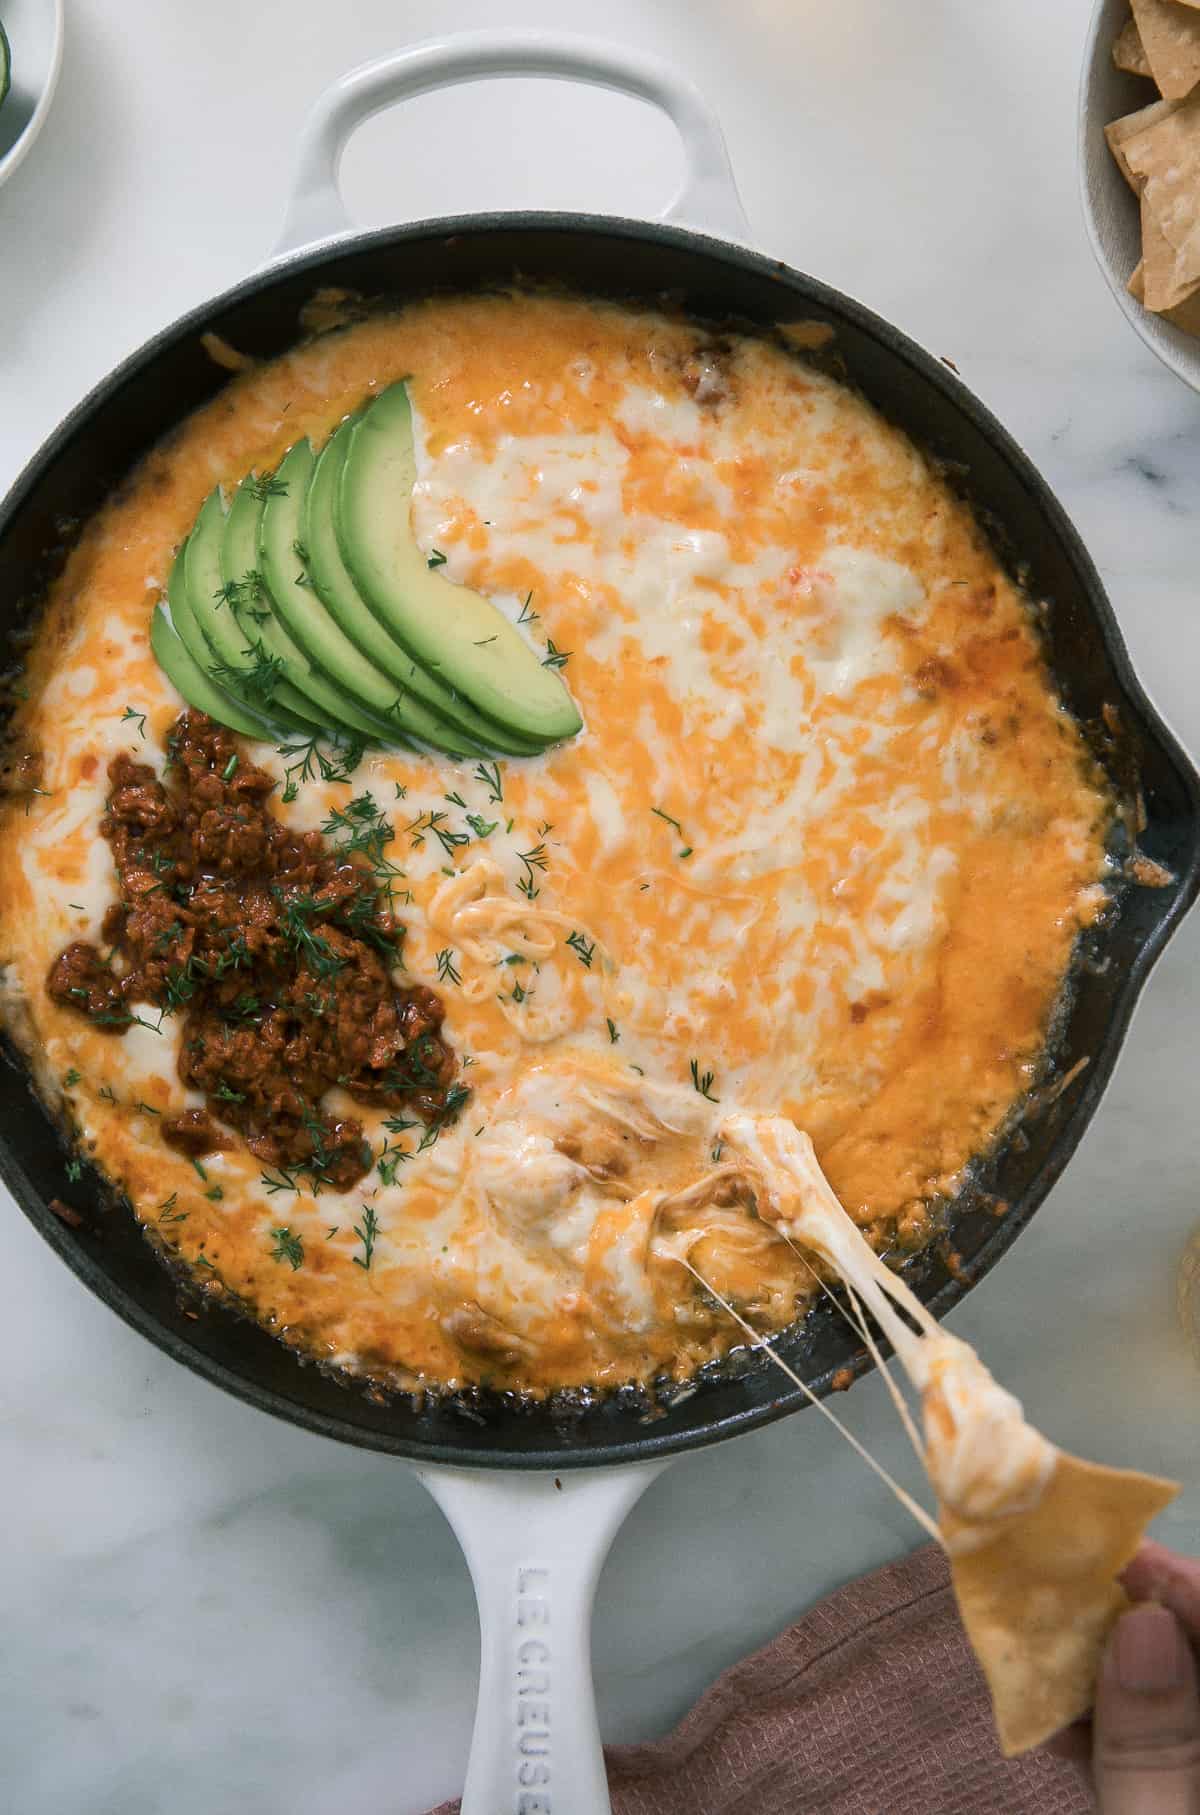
[429,1544,1093,1814]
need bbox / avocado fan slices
[152,382,581,758]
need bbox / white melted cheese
[414,430,928,745]
[700,1114,1057,1526]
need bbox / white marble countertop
[3,0,1199,1808]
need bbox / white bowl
[0,0,64,191]
[1079,0,1200,392]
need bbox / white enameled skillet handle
[414,1460,667,1815]
[272,32,750,258]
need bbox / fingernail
[1111,1604,1189,1692]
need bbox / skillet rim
[2,209,1198,1469]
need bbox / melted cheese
[0,293,1111,1394]
[654,1113,1056,1527]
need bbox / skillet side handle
[272,32,750,259]
[414,1459,666,1815]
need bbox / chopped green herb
[261,1167,298,1195]
[651,806,694,859]
[353,1204,381,1270]
[565,930,595,969]
[247,470,288,502]
[325,1225,339,1240]
[606,1017,620,1044]
[516,843,548,902]
[416,1082,472,1152]
[98,1084,118,1105]
[121,706,148,740]
[473,760,503,803]
[405,808,470,859]
[204,1185,224,1202]
[277,894,347,980]
[65,1158,83,1182]
[444,791,467,809]
[376,1136,410,1185]
[222,754,239,781]
[277,734,366,804]
[689,1058,719,1102]
[542,639,570,670]
[270,1225,305,1270]
[213,640,286,710]
[157,1194,188,1226]
[63,1068,82,1088]
[466,813,497,839]
[427,548,448,569]
[136,1101,161,1116]
[435,947,462,986]
[517,593,538,625]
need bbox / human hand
[1047,1540,1200,1811]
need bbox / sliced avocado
[184,491,326,730]
[260,442,483,758]
[151,605,276,739]
[167,541,218,677]
[306,419,544,758]
[336,383,581,746]
[219,478,405,746]
[166,543,299,736]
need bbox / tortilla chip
[1131,0,1200,98]
[1162,281,1200,331]
[941,1452,1178,1756]
[1105,97,1179,189]
[1124,92,1200,283]
[1115,16,1154,76]
[1141,188,1200,305]
[1122,256,1200,333]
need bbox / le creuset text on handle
[417,1463,667,1815]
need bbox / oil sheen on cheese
[0,294,1112,1395]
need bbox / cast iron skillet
[6,37,1199,1810]
[1,39,1197,1473]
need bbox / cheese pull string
[778,1226,929,1474]
[719,1114,941,1386]
[669,1250,942,1545]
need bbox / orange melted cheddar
[0,293,1111,1396]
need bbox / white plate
[1079,0,1200,394]
[0,0,64,190]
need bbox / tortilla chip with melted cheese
[655,1114,1178,1756]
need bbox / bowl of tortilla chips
[1081,0,1200,388]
